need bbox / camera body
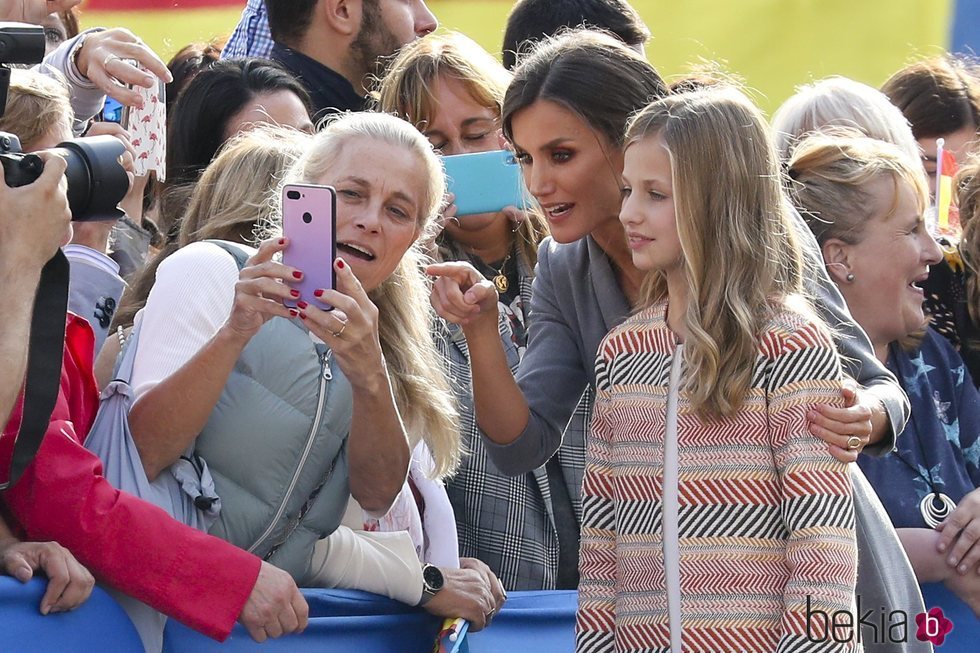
[0,23,129,221]
[0,132,44,186]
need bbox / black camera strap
[0,251,68,491]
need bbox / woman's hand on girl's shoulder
[298,257,386,391]
[426,261,499,330]
[222,237,300,344]
[807,378,874,463]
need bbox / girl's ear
[821,238,853,284]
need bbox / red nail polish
[299,312,308,320]
[289,309,299,317]
[297,300,308,309]
[290,289,300,298]
[336,259,345,270]
[313,289,324,298]
[278,238,285,245]
[292,271,303,279]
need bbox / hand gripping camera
[0,23,129,221]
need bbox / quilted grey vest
[195,316,352,582]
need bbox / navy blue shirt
[858,328,980,528]
[271,43,366,122]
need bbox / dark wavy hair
[881,55,980,139]
[501,29,667,149]
[160,57,310,234]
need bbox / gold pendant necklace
[492,253,512,294]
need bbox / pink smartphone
[282,183,337,309]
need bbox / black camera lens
[302,212,313,224]
[0,132,129,221]
[286,189,301,200]
[57,136,130,222]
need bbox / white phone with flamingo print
[125,65,167,181]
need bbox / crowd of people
[2,0,980,652]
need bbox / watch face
[423,564,444,591]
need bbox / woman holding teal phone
[376,32,577,592]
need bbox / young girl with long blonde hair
[577,88,858,653]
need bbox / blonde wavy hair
[0,69,72,150]
[785,133,928,248]
[785,134,931,349]
[275,112,460,479]
[179,125,310,246]
[373,31,549,269]
[113,126,309,331]
[626,88,808,419]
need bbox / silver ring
[103,53,121,68]
[846,436,862,451]
[485,608,495,620]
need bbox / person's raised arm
[38,27,171,131]
[128,238,298,480]
[427,260,529,443]
[0,154,69,427]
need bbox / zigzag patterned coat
[577,301,858,653]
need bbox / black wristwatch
[419,563,445,605]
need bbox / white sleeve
[306,527,424,605]
[130,241,254,399]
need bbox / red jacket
[0,315,261,641]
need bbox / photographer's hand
[0,151,70,435]
[75,28,172,108]
[0,152,70,270]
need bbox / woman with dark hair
[428,28,927,652]
[158,57,314,235]
[164,41,223,117]
[882,56,980,191]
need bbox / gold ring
[846,436,862,451]
[331,321,348,338]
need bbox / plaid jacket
[436,247,589,590]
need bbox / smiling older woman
[126,112,458,591]
[788,133,980,644]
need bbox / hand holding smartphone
[282,183,337,309]
[441,149,529,216]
